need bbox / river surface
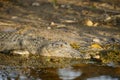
[0,64,120,80]
[0,55,120,80]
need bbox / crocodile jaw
[40,41,83,58]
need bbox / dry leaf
[85,19,94,26]
[50,22,57,26]
[93,22,99,27]
[91,43,102,49]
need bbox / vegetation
[100,44,120,63]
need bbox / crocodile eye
[65,42,67,45]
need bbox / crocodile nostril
[51,43,54,47]
[60,44,63,47]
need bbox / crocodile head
[40,41,83,59]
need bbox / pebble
[93,38,101,43]
[110,38,116,42]
[11,16,18,19]
[32,2,40,6]
[61,4,66,8]
[66,5,71,8]
[60,4,71,8]
[47,27,51,30]
[50,22,57,26]
[107,38,118,43]
[85,19,94,27]
[104,16,112,22]
[11,50,30,58]
[93,22,99,27]
[93,55,100,59]
[107,62,115,67]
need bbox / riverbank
[0,0,120,65]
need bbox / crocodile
[0,31,83,58]
[0,31,48,54]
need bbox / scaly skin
[0,31,47,54]
[0,31,83,58]
[40,41,83,58]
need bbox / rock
[93,38,101,43]
[61,20,76,23]
[40,41,83,58]
[107,62,116,67]
[50,22,57,26]
[60,4,71,9]
[61,4,66,8]
[47,27,51,30]
[11,16,18,19]
[11,50,30,58]
[85,19,94,27]
[93,22,99,27]
[93,55,100,59]
[32,2,40,6]
[104,16,112,22]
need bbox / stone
[85,19,94,27]
[32,2,40,6]
[11,50,30,58]
[93,38,101,43]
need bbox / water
[0,55,120,80]
[0,64,120,80]
[58,67,82,80]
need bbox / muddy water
[0,64,120,80]
[0,54,120,80]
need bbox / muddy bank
[0,0,120,64]
[0,53,120,80]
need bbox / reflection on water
[58,67,82,80]
[87,75,119,80]
[0,67,42,80]
[0,55,120,80]
[0,64,120,80]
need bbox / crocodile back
[0,32,25,51]
[0,31,48,54]
[21,36,48,54]
[0,32,24,41]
